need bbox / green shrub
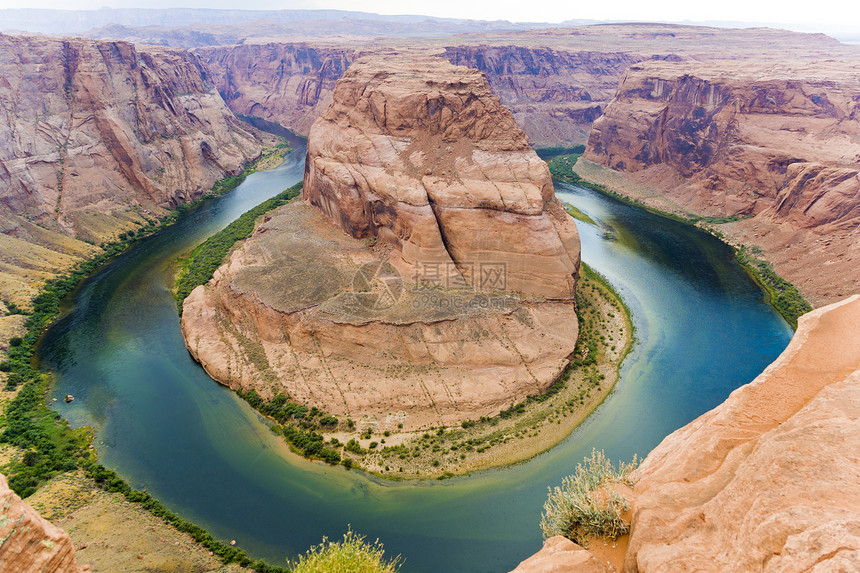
[540,449,639,547]
[289,528,401,573]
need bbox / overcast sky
[0,0,855,31]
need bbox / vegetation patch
[534,144,586,160]
[545,151,584,183]
[541,448,639,547]
[174,182,303,310]
[289,528,401,573]
[563,202,597,226]
[736,246,811,328]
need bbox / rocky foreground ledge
[515,294,860,572]
[182,54,581,431]
[0,472,82,572]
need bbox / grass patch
[563,203,597,226]
[535,145,586,160]
[289,528,401,573]
[546,152,584,183]
[736,246,811,329]
[541,448,639,547]
[174,182,303,310]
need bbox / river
[40,147,793,572]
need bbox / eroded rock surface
[624,295,860,572]
[303,54,580,300]
[585,60,860,304]
[0,33,262,304]
[0,472,82,573]
[181,55,580,429]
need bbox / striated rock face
[0,33,261,240]
[0,472,82,573]
[622,295,860,572]
[195,43,356,136]
[444,46,641,146]
[304,54,580,300]
[585,60,860,303]
[181,55,580,429]
[196,42,641,147]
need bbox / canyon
[180,54,581,431]
[0,14,858,573]
[0,33,263,306]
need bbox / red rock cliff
[195,43,356,136]
[585,60,860,304]
[0,472,82,573]
[0,33,261,239]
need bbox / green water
[39,148,793,572]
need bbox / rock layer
[0,472,82,573]
[303,54,580,300]
[585,60,860,304]
[0,33,261,304]
[181,55,581,429]
[195,43,356,136]
[0,33,260,238]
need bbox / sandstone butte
[180,54,581,430]
[0,471,83,573]
[584,60,860,306]
[0,33,262,306]
[514,294,860,572]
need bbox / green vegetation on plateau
[175,181,303,310]
[541,448,639,547]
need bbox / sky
[0,0,856,32]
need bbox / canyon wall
[196,42,641,146]
[195,43,356,136]
[0,33,261,304]
[443,46,641,146]
[181,54,581,430]
[584,60,860,304]
[0,472,82,573]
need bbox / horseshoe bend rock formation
[513,295,860,572]
[584,59,860,304]
[181,55,581,429]
[0,472,82,572]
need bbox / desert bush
[540,448,639,547]
[289,528,401,573]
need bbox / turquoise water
[39,150,793,572]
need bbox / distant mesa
[181,54,581,430]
